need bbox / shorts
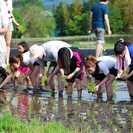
[67,66,85,83]
[47,62,60,75]
[33,61,40,66]
[127,64,133,82]
[8,22,13,31]
[17,67,30,74]
[0,66,7,81]
[94,67,118,81]
[93,28,105,44]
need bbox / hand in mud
[123,75,129,81]
[94,85,99,93]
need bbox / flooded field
[0,79,133,133]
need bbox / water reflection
[0,90,14,112]
[0,88,132,132]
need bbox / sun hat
[29,44,43,58]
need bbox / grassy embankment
[12,34,132,48]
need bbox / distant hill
[40,0,74,10]
[13,0,87,11]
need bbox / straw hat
[29,44,43,58]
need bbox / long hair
[58,47,71,73]
[18,41,29,53]
[9,54,23,66]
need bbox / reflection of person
[90,0,111,58]
[57,47,85,98]
[114,39,133,78]
[4,0,20,65]
[85,56,117,101]
[29,40,71,97]
[17,94,29,116]
[0,91,14,111]
[14,42,30,88]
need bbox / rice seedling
[88,82,96,93]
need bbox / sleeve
[104,6,110,15]
[57,60,63,68]
[73,52,82,67]
[128,44,133,61]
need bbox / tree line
[12,0,133,38]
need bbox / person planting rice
[85,55,117,101]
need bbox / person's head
[114,39,126,58]
[9,54,23,69]
[85,56,97,74]
[100,0,110,4]
[18,42,29,54]
[29,44,44,60]
[58,47,71,73]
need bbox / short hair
[100,0,108,2]
[114,40,125,55]
[85,55,97,68]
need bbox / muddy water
[0,80,133,132]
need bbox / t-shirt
[41,40,71,62]
[91,2,110,29]
[23,52,36,66]
[0,0,8,30]
[128,44,133,61]
[97,56,116,75]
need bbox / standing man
[90,0,112,58]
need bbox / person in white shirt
[29,40,71,97]
[85,55,118,101]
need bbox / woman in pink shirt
[57,47,85,98]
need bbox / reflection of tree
[31,96,41,114]
[0,91,14,112]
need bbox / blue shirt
[91,2,110,29]
[128,44,133,61]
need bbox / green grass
[12,34,132,49]
[0,113,76,133]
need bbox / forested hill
[13,0,88,11]
[41,0,73,10]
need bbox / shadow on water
[0,79,133,132]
